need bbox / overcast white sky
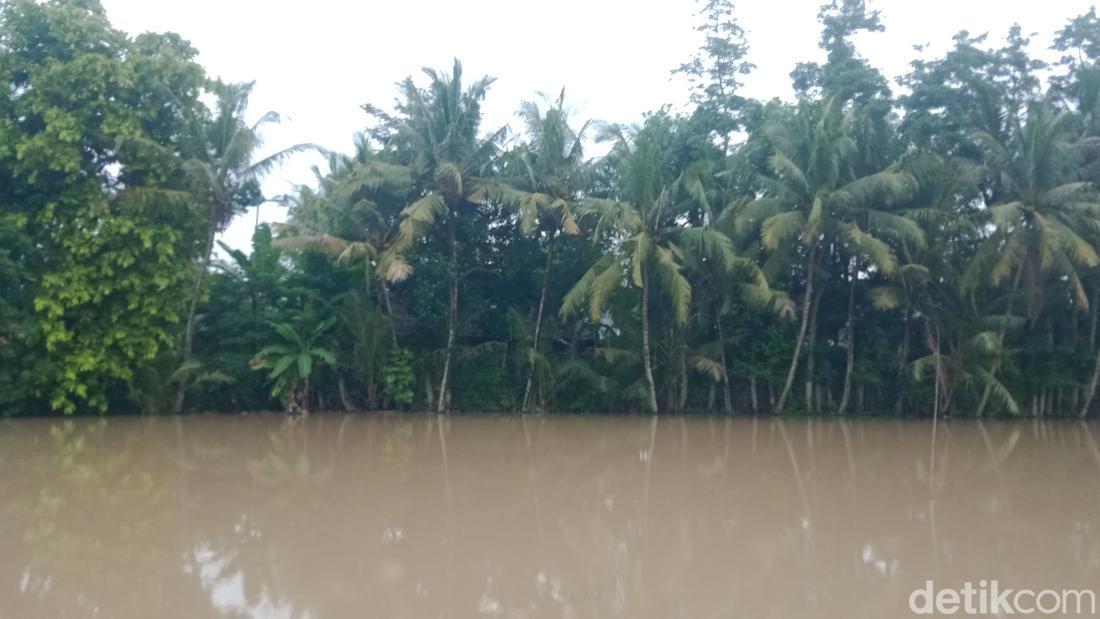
[101,0,1092,252]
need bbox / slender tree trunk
[366,369,378,409]
[677,339,689,414]
[750,377,759,414]
[380,281,399,348]
[522,233,556,412]
[641,266,659,414]
[716,312,733,415]
[926,320,944,418]
[424,374,435,411]
[894,305,912,415]
[375,272,400,410]
[1080,342,1100,418]
[776,243,817,414]
[1082,285,1100,418]
[838,258,859,415]
[976,262,1025,416]
[806,280,824,413]
[174,220,218,413]
[437,210,458,413]
[1091,285,1099,349]
[338,376,355,412]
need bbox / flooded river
[1,414,1098,618]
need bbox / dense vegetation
[6,0,1100,417]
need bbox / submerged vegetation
[6,0,1100,416]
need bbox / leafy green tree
[901,27,1046,155]
[674,0,756,153]
[790,0,890,105]
[0,0,210,412]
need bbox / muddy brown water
[0,414,1098,618]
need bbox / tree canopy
[5,0,1100,418]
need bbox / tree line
[5,0,1100,416]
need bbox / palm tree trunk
[641,266,659,414]
[976,261,1025,416]
[838,258,859,415]
[894,304,911,415]
[925,319,944,417]
[424,374,435,411]
[1080,340,1100,418]
[174,221,218,413]
[1090,284,1099,348]
[437,211,458,413]
[776,244,817,413]
[338,376,355,412]
[522,233,556,412]
[1083,286,1100,418]
[716,312,733,415]
[806,280,823,413]
[677,340,689,414]
[380,282,399,348]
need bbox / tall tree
[0,0,211,412]
[561,114,737,413]
[790,0,891,105]
[475,90,588,411]
[674,0,756,154]
[962,105,1100,415]
[736,99,919,413]
[173,81,315,412]
[361,59,504,412]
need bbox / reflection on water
[1,414,1099,618]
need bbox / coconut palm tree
[473,90,588,411]
[873,152,984,414]
[560,114,738,413]
[354,59,505,412]
[963,104,1100,415]
[683,234,794,413]
[175,81,317,412]
[735,98,919,413]
[274,157,412,345]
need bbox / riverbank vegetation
[6,0,1100,416]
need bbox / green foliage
[0,0,208,413]
[253,317,336,411]
[9,0,1100,418]
[128,354,232,415]
[383,348,415,406]
[34,200,196,411]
